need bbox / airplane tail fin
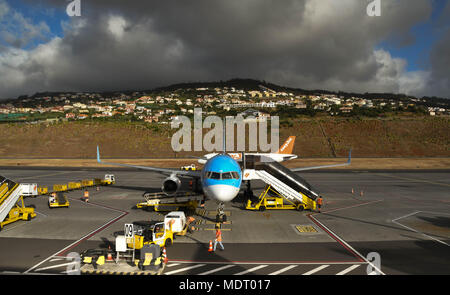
[276,136,296,154]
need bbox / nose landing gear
[215,202,227,223]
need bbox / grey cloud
[0,0,446,99]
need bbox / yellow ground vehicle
[81,179,94,187]
[38,186,48,195]
[68,182,82,190]
[53,184,68,192]
[126,221,174,250]
[181,164,197,171]
[48,192,70,208]
[101,174,115,185]
[0,195,36,231]
[136,199,198,213]
[246,185,315,211]
[136,192,202,213]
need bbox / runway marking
[198,264,235,275]
[377,173,450,187]
[302,265,329,275]
[268,265,298,275]
[24,201,128,274]
[308,213,385,275]
[322,199,383,214]
[234,265,268,275]
[392,211,450,247]
[35,261,77,272]
[166,263,181,268]
[164,264,206,275]
[167,259,367,265]
[336,264,360,275]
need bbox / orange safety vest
[317,198,323,206]
[215,230,222,242]
[84,191,89,198]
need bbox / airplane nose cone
[204,184,240,202]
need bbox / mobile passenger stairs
[243,156,319,212]
[0,175,36,231]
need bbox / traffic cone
[360,190,364,197]
[208,240,213,252]
[106,246,113,262]
[162,247,168,263]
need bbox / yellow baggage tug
[48,192,70,208]
[127,221,174,249]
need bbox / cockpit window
[221,172,232,179]
[210,172,221,179]
[206,171,240,180]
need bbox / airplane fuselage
[201,154,242,203]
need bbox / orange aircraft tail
[276,136,296,154]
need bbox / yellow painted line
[205,220,232,225]
[295,225,318,233]
[203,228,232,231]
[378,173,450,187]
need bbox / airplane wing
[290,149,351,172]
[96,146,202,177]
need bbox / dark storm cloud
[0,0,445,99]
[428,28,450,97]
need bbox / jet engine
[162,175,181,195]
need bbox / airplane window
[222,172,232,179]
[231,172,240,179]
[210,172,221,179]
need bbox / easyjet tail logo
[277,136,295,154]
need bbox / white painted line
[166,263,181,268]
[61,270,79,274]
[164,264,206,275]
[198,264,235,275]
[336,264,360,275]
[268,265,298,275]
[35,262,77,272]
[167,260,366,265]
[392,211,450,247]
[323,200,383,214]
[24,210,127,274]
[392,211,420,222]
[392,219,449,247]
[310,215,385,275]
[49,258,65,262]
[302,264,329,275]
[234,265,268,275]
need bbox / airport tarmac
[0,167,449,275]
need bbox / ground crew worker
[83,190,89,202]
[317,196,323,213]
[213,224,224,251]
[187,216,196,233]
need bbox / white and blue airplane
[96,146,242,203]
[96,144,351,220]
